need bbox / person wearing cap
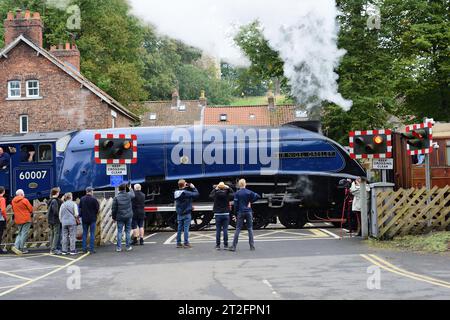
[209,182,234,250]
[79,187,100,253]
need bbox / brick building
[0,10,138,135]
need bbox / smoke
[45,0,71,10]
[129,0,352,110]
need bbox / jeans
[176,214,191,245]
[215,214,229,246]
[82,222,96,252]
[49,223,61,252]
[117,218,132,249]
[14,222,31,251]
[232,211,254,248]
[62,225,77,253]
[0,221,5,248]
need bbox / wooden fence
[375,186,450,239]
[1,198,120,250]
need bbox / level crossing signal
[402,122,433,156]
[349,129,392,159]
[94,133,137,164]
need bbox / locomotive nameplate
[277,151,337,159]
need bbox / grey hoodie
[59,200,79,226]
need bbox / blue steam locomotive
[0,124,365,230]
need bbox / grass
[229,96,295,106]
[367,231,450,254]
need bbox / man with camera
[174,180,199,249]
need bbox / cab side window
[39,144,52,162]
[20,144,36,163]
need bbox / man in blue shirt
[0,148,10,169]
[228,179,261,251]
[174,180,199,248]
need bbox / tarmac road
[0,223,449,300]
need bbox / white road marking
[8,266,61,273]
[163,233,178,245]
[144,233,158,240]
[319,228,341,239]
[143,242,157,244]
[262,279,281,299]
[0,253,49,262]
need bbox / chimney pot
[172,89,180,107]
[16,9,22,19]
[32,12,41,20]
[24,9,31,19]
[58,44,64,50]
[50,45,57,51]
[7,11,14,20]
[268,91,276,109]
[65,42,71,50]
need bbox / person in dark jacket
[0,186,7,254]
[131,184,146,246]
[209,182,234,250]
[174,180,199,248]
[79,187,100,253]
[112,183,135,252]
[47,187,63,255]
[0,147,10,169]
[228,179,261,252]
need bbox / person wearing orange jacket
[0,186,7,254]
[11,189,33,255]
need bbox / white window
[26,80,39,98]
[20,115,28,133]
[111,110,117,128]
[8,81,21,98]
[249,114,256,120]
[220,114,227,122]
[149,113,157,120]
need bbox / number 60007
[19,171,47,180]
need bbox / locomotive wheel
[190,212,213,231]
[164,212,213,231]
[229,213,267,230]
[278,211,307,229]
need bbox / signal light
[95,133,137,164]
[123,140,131,150]
[402,124,433,155]
[103,140,114,149]
[373,135,383,145]
[349,130,392,159]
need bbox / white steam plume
[129,0,352,110]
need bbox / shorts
[132,218,144,229]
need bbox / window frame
[19,115,29,134]
[38,144,53,163]
[149,113,157,121]
[26,80,40,98]
[220,114,228,122]
[8,80,21,98]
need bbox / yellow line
[310,229,329,237]
[0,271,32,281]
[0,253,90,298]
[360,254,450,289]
[46,254,76,262]
[0,253,49,262]
[368,254,450,287]
[9,266,61,273]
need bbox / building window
[295,110,308,118]
[446,141,450,166]
[111,110,117,128]
[26,80,39,98]
[20,144,35,163]
[20,115,28,133]
[178,105,186,112]
[149,113,157,120]
[8,81,21,98]
[220,114,228,122]
[249,114,256,120]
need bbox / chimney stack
[50,42,81,72]
[4,9,43,47]
[172,89,180,108]
[268,91,276,110]
[199,90,207,107]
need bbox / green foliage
[176,64,233,105]
[368,231,450,253]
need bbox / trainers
[224,245,228,250]
[70,251,78,256]
[126,246,133,252]
[176,243,183,249]
[61,251,68,255]
[11,247,23,255]
[131,237,138,246]
[183,243,192,249]
[89,250,96,254]
[250,246,256,251]
[139,238,144,245]
[0,248,7,255]
[22,249,29,254]
[116,247,122,252]
[227,246,236,252]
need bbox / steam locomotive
[0,124,365,230]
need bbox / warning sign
[373,158,394,170]
[106,164,127,176]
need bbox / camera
[338,178,352,189]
